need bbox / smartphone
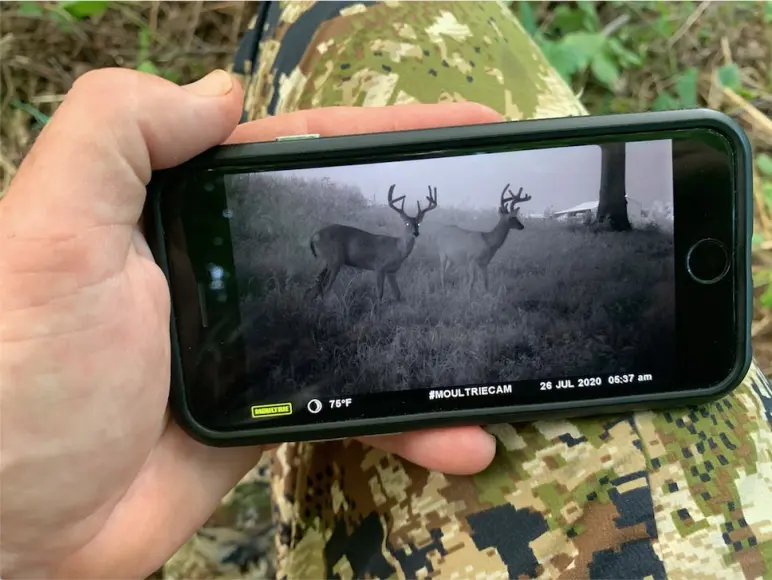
[144,108,753,447]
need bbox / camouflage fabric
[162,2,772,579]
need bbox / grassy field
[228,173,675,400]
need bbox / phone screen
[154,127,743,435]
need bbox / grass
[227,173,675,403]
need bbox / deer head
[498,183,532,230]
[388,184,438,237]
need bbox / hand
[0,68,501,579]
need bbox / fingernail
[483,429,499,449]
[183,69,233,97]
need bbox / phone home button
[686,238,730,284]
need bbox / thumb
[1,67,242,238]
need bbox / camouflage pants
[164,2,772,579]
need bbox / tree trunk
[596,142,632,231]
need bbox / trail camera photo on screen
[224,140,676,400]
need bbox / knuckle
[71,67,135,95]
[64,68,138,120]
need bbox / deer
[436,183,532,293]
[305,184,438,302]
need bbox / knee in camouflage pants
[163,3,772,579]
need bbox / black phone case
[145,108,754,447]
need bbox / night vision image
[225,140,676,400]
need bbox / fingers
[359,425,497,475]
[2,68,244,239]
[225,102,505,143]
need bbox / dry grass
[0,0,258,192]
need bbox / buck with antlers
[437,183,532,293]
[305,184,438,301]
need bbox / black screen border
[145,109,753,446]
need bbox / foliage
[517,1,641,92]
[13,1,174,81]
[519,1,769,115]
[16,1,109,32]
[59,1,110,19]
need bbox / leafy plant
[58,1,110,19]
[136,27,161,76]
[716,63,742,91]
[517,1,642,91]
[134,27,182,82]
[758,154,772,178]
[754,154,772,307]
[15,0,110,32]
[758,154,772,218]
[652,67,699,111]
[16,1,43,16]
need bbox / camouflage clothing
[163,2,772,579]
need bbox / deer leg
[322,263,341,295]
[439,255,448,289]
[305,266,327,299]
[376,270,386,301]
[467,261,477,296]
[481,265,489,292]
[387,272,402,301]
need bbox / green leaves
[539,40,585,80]
[17,1,43,16]
[607,37,642,68]
[652,92,680,111]
[716,63,742,90]
[757,153,772,178]
[758,154,772,221]
[590,51,620,87]
[15,0,110,33]
[135,27,158,76]
[517,1,539,36]
[136,60,161,76]
[540,32,627,90]
[519,2,642,92]
[58,1,110,19]
[562,32,607,69]
[650,67,698,111]
[674,67,699,108]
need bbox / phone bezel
[145,109,753,447]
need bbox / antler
[416,186,438,221]
[387,184,407,217]
[501,184,531,212]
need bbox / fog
[266,139,673,215]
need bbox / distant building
[552,197,644,221]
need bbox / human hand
[0,68,501,579]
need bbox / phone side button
[274,134,321,142]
